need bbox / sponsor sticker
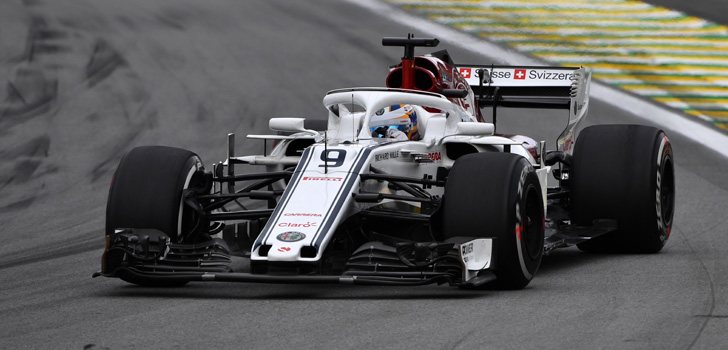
[277,246,291,252]
[458,67,472,79]
[459,238,492,272]
[303,176,343,181]
[276,231,306,242]
[461,242,474,261]
[456,66,576,87]
[528,70,574,81]
[490,70,511,79]
[413,151,442,163]
[374,151,400,161]
[514,69,527,80]
[277,221,318,228]
[283,213,322,217]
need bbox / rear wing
[455,65,591,154]
[456,65,590,111]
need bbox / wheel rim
[660,156,675,230]
[522,185,544,260]
[177,159,202,242]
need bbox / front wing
[94,228,496,288]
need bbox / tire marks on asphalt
[0,232,101,270]
[0,0,158,201]
[85,40,127,88]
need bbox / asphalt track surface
[0,0,727,349]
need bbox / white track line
[346,0,728,159]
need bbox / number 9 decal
[319,149,346,168]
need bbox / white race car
[96,35,675,289]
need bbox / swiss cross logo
[514,69,527,80]
[458,68,472,79]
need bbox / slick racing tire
[442,153,544,290]
[107,146,205,241]
[571,125,675,253]
[106,146,205,286]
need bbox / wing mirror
[456,122,494,136]
[269,118,320,137]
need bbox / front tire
[442,153,544,289]
[106,146,206,286]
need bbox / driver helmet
[369,104,419,141]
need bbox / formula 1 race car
[95,35,675,289]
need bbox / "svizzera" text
[528,70,574,81]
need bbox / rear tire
[106,146,205,286]
[442,153,544,289]
[571,125,675,253]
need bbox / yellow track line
[686,110,728,119]
[432,16,706,28]
[405,6,683,18]
[415,0,632,3]
[394,0,645,4]
[621,85,728,93]
[598,75,728,86]
[483,34,728,46]
[559,63,728,74]
[600,74,722,81]
[621,86,728,97]
[539,54,728,66]
[654,96,728,104]
[453,25,727,36]
[396,1,655,9]
[516,45,728,56]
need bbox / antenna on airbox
[382,34,439,90]
[324,130,328,175]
